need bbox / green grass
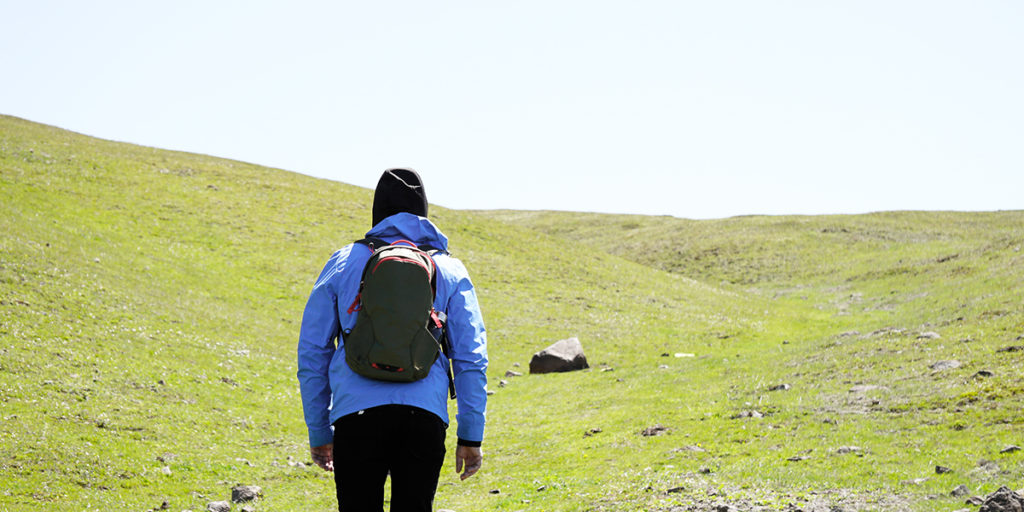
[2,114,1022,511]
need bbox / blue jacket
[297,213,488,448]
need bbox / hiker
[297,168,488,511]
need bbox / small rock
[240,507,254,512]
[159,501,170,510]
[658,364,670,369]
[951,484,971,497]
[641,425,669,437]
[1000,445,1021,454]
[768,383,791,391]
[160,466,172,475]
[231,485,262,503]
[698,466,712,474]
[674,353,695,358]
[787,455,809,462]
[730,410,764,419]
[489,489,500,494]
[512,362,520,367]
[936,465,953,474]
[206,501,230,512]
[498,379,508,387]
[486,390,495,395]
[676,445,706,452]
[996,346,1024,353]
[666,486,686,493]
[966,496,985,506]
[836,446,862,455]
[583,427,602,438]
[660,353,670,357]
[504,370,522,377]
[973,370,995,378]
[930,360,962,371]
[917,331,941,339]
[901,477,929,486]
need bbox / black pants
[333,405,447,512]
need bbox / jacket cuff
[308,426,334,448]
[457,438,482,448]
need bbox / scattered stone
[641,425,669,437]
[676,445,706,453]
[158,501,170,510]
[768,383,791,391]
[936,465,954,474]
[485,390,495,396]
[660,353,670,357]
[951,484,971,497]
[489,489,500,494]
[1000,445,1021,454]
[979,486,1024,512]
[823,418,839,425]
[698,466,712,474]
[917,331,941,340]
[674,353,695,358]
[600,367,615,372]
[996,346,1024,353]
[871,327,906,337]
[839,330,860,337]
[498,379,508,387]
[160,466,172,475]
[206,501,230,512]
[786,455,809,462]
[930,360,962,371]
[901,477,929,486]
[529,337,589,374]
[241,506,254,512]
[536,485,547,492]
[974,370,995,378]
[977,460,1001,472]
[730,410,764,419]
[583,427,602,438]
[513,362,520,367]
[231,485,261,503]
[666,486,686,493]
[849,384,884,393]
[504,370,522,377]
[658,364,670,369]
[836,446,862,455]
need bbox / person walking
[297,168,488,511]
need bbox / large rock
[980,486,1024,512]
[529,337,589,374]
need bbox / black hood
[372,168,428,227]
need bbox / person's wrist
[457,438,481,448]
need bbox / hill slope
[2,115,1022,511]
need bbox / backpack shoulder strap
[354,237,389,251]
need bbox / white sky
[2,1,1022,219]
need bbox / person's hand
[455,445,482,480]
[311,443,334,472]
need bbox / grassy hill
[2,114,1021,511]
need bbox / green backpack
[343,238,455,398]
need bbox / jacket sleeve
[296,249,346,448]
[445,259,488,445]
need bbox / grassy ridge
[2,115,1022,511]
